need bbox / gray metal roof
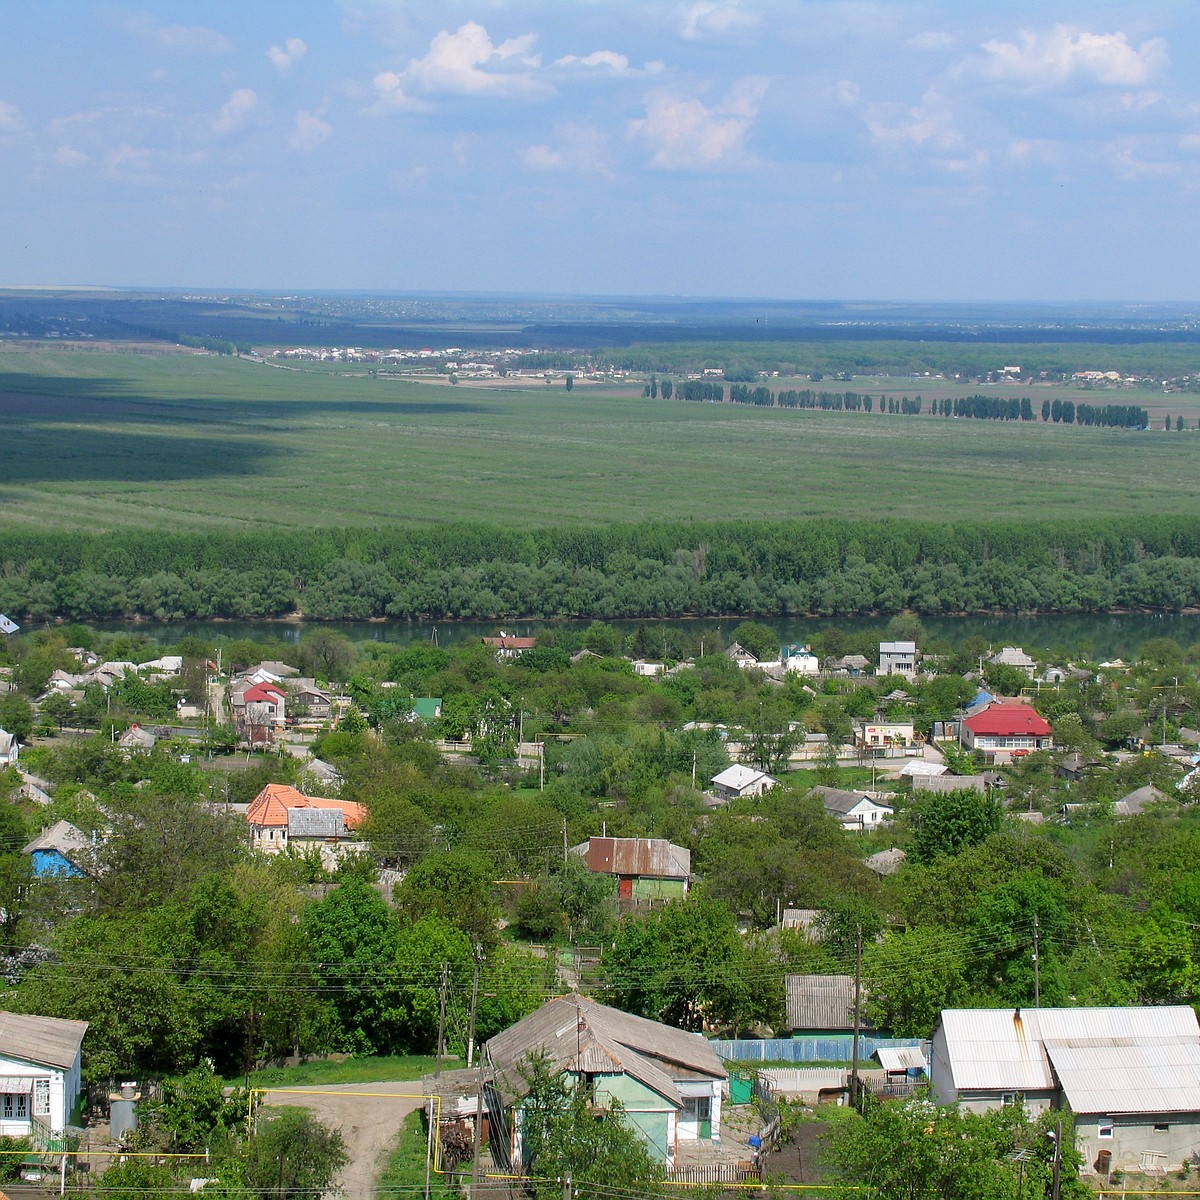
[0,1011,88,1070]
[785,975,865,1031]
[287,808,347,837]
[874,1046,927,1073]
[22,820,89,858]
[1113,785,1172,816]
[483,993,725,1108]
[937,1006,1200,1108]
[808,786,886,816]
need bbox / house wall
[0,1052,76,1134]
[1076,1112,1200,1173]
[676,1078,722,1143]
[630,877,688,902]
[592,1073,675,1164]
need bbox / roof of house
[785,975,864,1031]
[963,703,1053,738]
[246,784,366,830]
[832,654,871,670]
[483,635,537,650]
[118,725,157,749]
[935,1006,1200,1113]
[899,760,947,778]
[412,697,442,720]
[241,682,286,705]
[1113,784,1173,817]
[577,837,691,880]
[22,820,90,859]
[809,785,891,816]
[990,647,1037,668]
[0,1010,89,1071]
[484,993,725,1107]
[711,764,775,792]
[287,808,350,838]
[0,730,15,755]
[880,641,916,655]
[254,661,299,677]
[865,848,907,876]
[874,1046,927,1073]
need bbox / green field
[3,346,1200,533]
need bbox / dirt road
[262,1081,428,1199]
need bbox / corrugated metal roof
[483,994,724,1108]
[584,837,691,880]
[1045,1040,1200,1114]
[288,808,346,837]
[939,1006,1200,1103]
[786,975,864,1031]
[0,1011,88,1070]
[22,820,89,857]
[875,1046,928,1073]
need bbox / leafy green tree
[96,1161,180,1200]
[730,621,777,661]
[0,694,33,741]
[517,1054,664,1200]
[864,927,969,1036]
[240,1109,347,1200]
[909,788,1003,864]
[739,698,799,772]
[393,848,499,949]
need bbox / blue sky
[2,1,1198,301]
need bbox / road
[262,1081,428,1199]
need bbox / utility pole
[563,1172,573,1200]
[1050,1119,1063,1200]
[435,962,449,1078]
[562,818,568,864]
[850,924,863,1106]
[466,946,482,1069]
[692,750,697,789]
[540,739,545,791]
[470,1054,485,1200]
[423,1096,434,1200]
[1032,914,1041,1008]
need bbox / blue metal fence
[709,1036,923,1063]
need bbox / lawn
[232,1054,456,1088]
[4,346,1200,533]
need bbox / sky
[2,1,1199,301]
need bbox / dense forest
[3,517,1200,621]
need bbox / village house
[482,633,537,660]
[0,1011,89,1139]
[22,821,91,878]
[710,764,778,801]
[854,719,918,754]
[0,728,18,767]
[481,993,727,1171]
[809,785,894,831]
[245,784,367,868]
[289,679,334,720]
[724,642,760,669]
[117,724,158,753]
[781,644,820,676]
[829,653,871,676]
[878,641,918,679]
[988,646,1038,678]
[960,701,1054,762]
[931,1006,1200,1173]
[231,681,287,746]
[571,835,691,904]
[785,975,866,1036]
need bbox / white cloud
[978,25,1167,89]
[54,145,88,166]
[555,50,630,72]
[1110,136,1178,180]
[370,71,430,113]
[267,37,307,71]
[123,14,231,54]
[864,88,962,151]
[836,80,860,106]
[0,101,20,131]
[106,143,157,182]
[524,123,613,177]
[681,1,757,42]
[291,109,332,152]
[404,22,543,96]
[628,77,768,169]
[211,88,257,136]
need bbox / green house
[411,697,442,721]
[483,993,726,1170]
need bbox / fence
[710,1036,923,1063]
[666,1161,761,1186]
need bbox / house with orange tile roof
[246,784,368,867]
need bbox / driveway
[261,1082,428,1198]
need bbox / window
[1154,1123,1170,1133]
[2,1093,28,1120]
[1099,1119,1113,1139]
[32,1080,50,1117]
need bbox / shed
[785,975,866,1034]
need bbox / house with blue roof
[22,821,91,878]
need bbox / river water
[93,612,1200,660]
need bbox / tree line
[5,516,1200,620]
[930,394,1150,427]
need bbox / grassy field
[231,1054,456,1087]
[4,346,1200,533]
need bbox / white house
[989,647,1038,678]
[782,645,820,676]
[932,1006,1200,1173]
[878,641,918,679]
[0,1011,89,1137]
[710,764,778,800]
[854,720,918,753]
[810,786,894,831]
[0,728,17,767]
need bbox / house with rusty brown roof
[246,784,367,867]
[571,835,691,903]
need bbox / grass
[377,1109,455,1198]
[233,1054,457,1088]
[5,346,1200,533]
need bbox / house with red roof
[231,681,286,747]
[482,633,537,660]
[246,784,367,866]
[961,702,1053,762]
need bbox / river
[91,612,1200,660]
